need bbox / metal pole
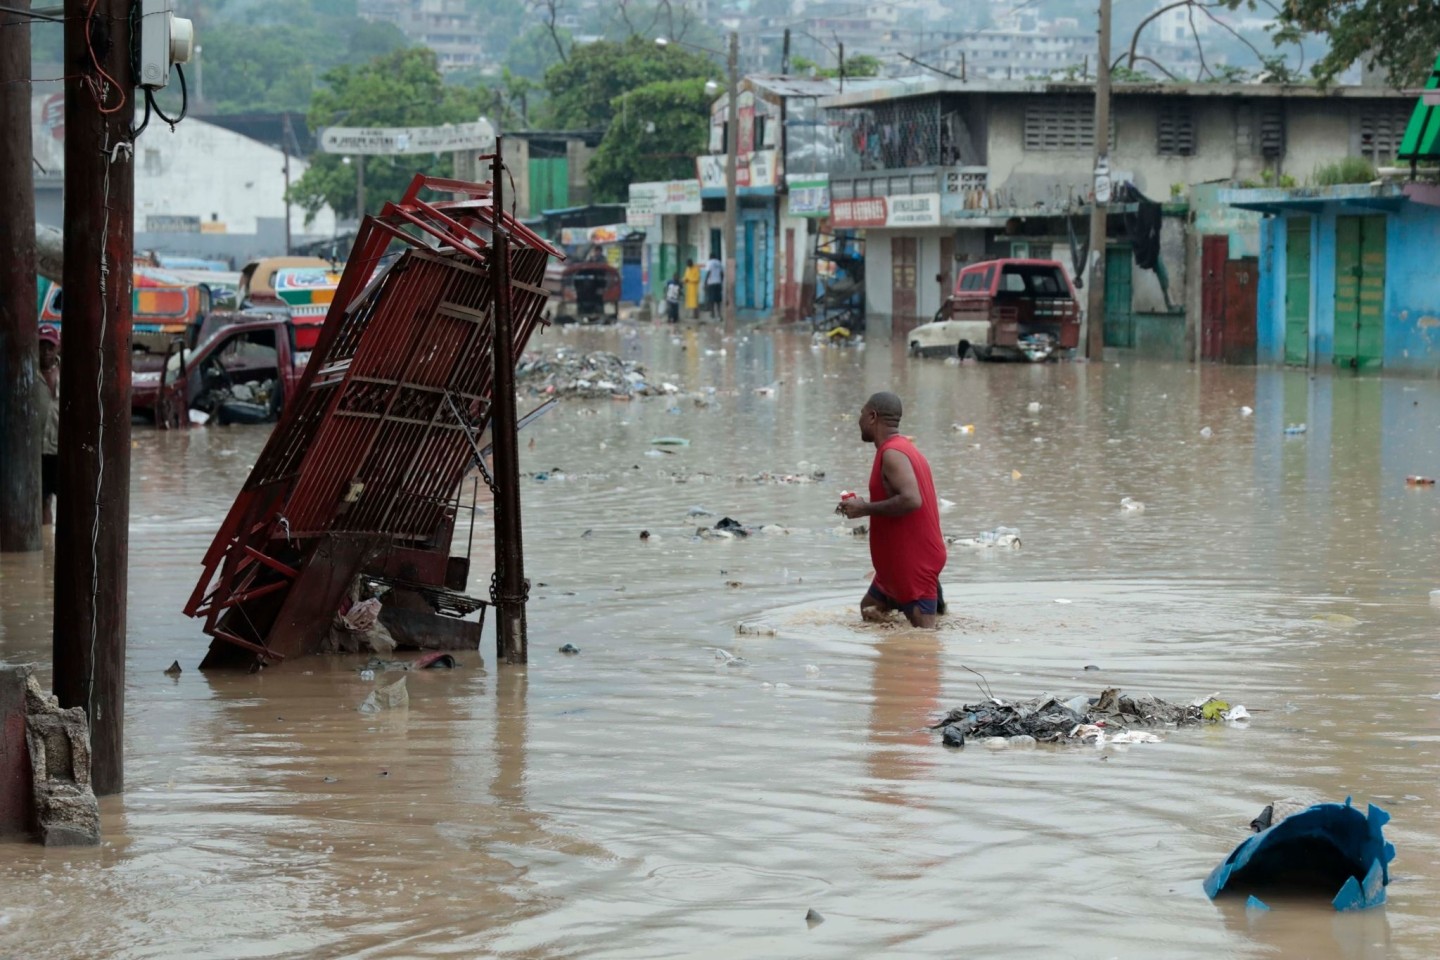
[0,0,41,553]
[1085,0,1111,360]
[723,30,739,337]
[56,0,133,795]
[282,113,294,254]
[356,157,367,221]
[781,28,790,74]
[489,139,527,665]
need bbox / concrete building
[31,91,337,265]
[810,77,1413,355]
[1223,182,1440,374]
[357,0,490,72]
[689,75,890,321]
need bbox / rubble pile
[932,686,1228,747]
[517,348,682,399]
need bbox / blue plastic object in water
[1204,798,1394,911]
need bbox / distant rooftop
[820,76,1415,109]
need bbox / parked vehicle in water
[237,256,333,307]
[543,259,620,324]
[909,259,1081,362]
[134,315,308,427]
[40,266,211,357]
[273,266,342,353]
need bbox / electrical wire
[147,61,187,127]
[85,0,125,114]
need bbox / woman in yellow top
[682,259,701,319]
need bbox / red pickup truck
[910,258,1081,362]
[133,314,309,427]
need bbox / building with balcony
[810,77,1414,356]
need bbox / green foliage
[541,36,717,130]
[1111,65,1159,83]
[1312,157,1379,186]
[1276,0,1439,86]
[791,53,882,79]
[503,23,572,81]
[586,78,712,201]
[1206,64,1253,83]
[287,48,478,222]
[196,0,410,114]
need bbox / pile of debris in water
[517,348,681,399]
[932,687,1246,748]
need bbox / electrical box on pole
[138,0,194,90]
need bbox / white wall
[31,96,337,240]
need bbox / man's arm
[841,450,921,518]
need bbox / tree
[504,22,572,81]
[1276,0,1439,86]
[586,77,712,201]
[287,48,478,222]
[195,1,411,114]
[541,35,717,130]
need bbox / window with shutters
[1023,99,1096,151]
[1359,107,1413,164]
[1259,107,1285,159]
[1156,102,1196,156]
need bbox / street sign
[318,120,496,156]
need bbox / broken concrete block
[23,674,100,846]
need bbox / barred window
[1259,107,1285,159]
[1024,98,1096,151]
[1359,106,1414,164]
[1156,102,1196,156]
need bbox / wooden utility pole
[0,0,41,553]
[723,30,738,337]
[1085,0,1112,359]
[55,0,134,795]
[489,141,528,664]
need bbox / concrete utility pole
[489,141,528,665]
[55,0,135,795]
[0,0,41,553]
[1085,0,1112,359]
[724,30,738,336]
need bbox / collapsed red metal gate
[185,173,562,668]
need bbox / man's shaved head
[865,391,903,425]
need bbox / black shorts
[706,283,722,306]
[41,453,58,499]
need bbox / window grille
[1156,102,1196,156]
[1259,108,1285,159]
[1360,107,1413,164]
[1024,98,1095,151]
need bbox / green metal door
[1284,217,1311,365]
[1103,247,1134,348]
[1334,215,1386,370]
[527,158,569,213]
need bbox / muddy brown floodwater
[3,324,1440,959]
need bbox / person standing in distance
[682,258,701,320]
[703,252,724,321]
[838,392,947,628]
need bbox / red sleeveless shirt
[868,435,947,602]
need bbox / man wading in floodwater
[838,392,947,628]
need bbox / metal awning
[1400,54,1440,162]
[1220,184,1409,215]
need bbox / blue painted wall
[1259,202,1440,374]
[1256,216,1281,364]
[738,205,774,316]
[1382,203,1440,373]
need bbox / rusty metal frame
[185,174,562,666]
